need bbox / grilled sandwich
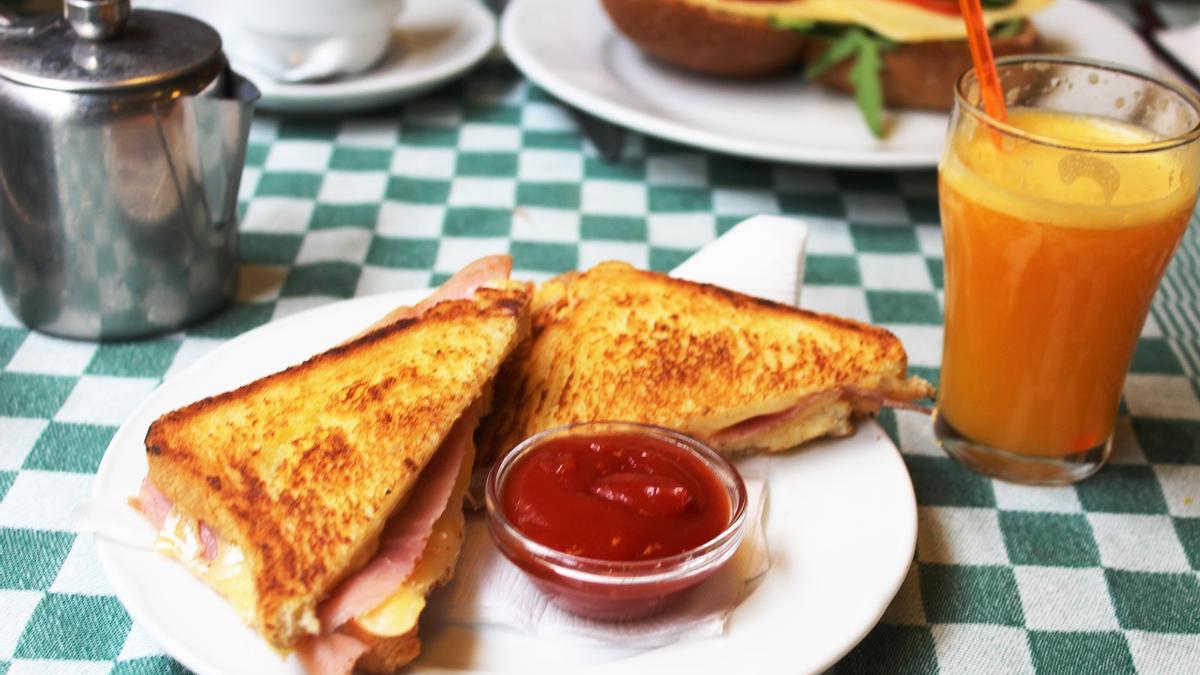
[131,256,530,675]
[477,261,932,461]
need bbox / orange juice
[938,108,1197,458]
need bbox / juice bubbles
[936,75,1200,483]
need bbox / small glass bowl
[485,421,748,621]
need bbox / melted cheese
[679,0,1054,42]
[154,509,257,625]
[352,437,477,637]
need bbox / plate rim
[93,288,918,675]
[183,0,497,112]
[500,0,1157,169]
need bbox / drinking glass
[934,56,1200,484]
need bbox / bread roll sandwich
[600,0,1052,136]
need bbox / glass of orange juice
[935,56,1200,484]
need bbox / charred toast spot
[207,476,222,491]
[340,381,367,404]
[362,376,398,403]
[558,372,575,407]
[497,297,527,315]
[147,443,162,456]
[294,429,362,488]
[237,466,267,501]
[328,317,420,355]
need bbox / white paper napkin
[425,215,810,647]
[671,215,809,307]
[1157,23,1200,85]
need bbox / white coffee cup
[228,0,407,82]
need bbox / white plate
[501,0,1158,168]
[138,0,496,113]
[93,289,918,675]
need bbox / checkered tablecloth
[3,3,1200,674]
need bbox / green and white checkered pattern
[5,22,1200,675]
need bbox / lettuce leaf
[803,28,868,79]
[989,19,1024,38]
[847,32,886,138]
[797,28,893,138]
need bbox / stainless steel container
[0,0,259,339]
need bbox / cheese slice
[352,434,477,637]
[154,509,257,626]
[680,0,1054,42]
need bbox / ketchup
[500,433,731,561]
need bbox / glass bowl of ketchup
[485,421,748,621]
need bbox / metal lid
[0,0,223,92]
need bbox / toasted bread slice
[808,19,1041,110]
[477,263,931,460]
[600,0,807,78]
[144,282,531,650]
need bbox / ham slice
[843,386,935,415]
[297,632,370,675]
[131,479,218,562]
[710,387,933,446]
[131,479,173,528]
[710,391,840,446]
[352,254,513,339]
[317,408,472,630]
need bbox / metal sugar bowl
[0,0,259,339]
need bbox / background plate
[94,289,918,675]
[501,0,1158,168]
[138,0,496,113]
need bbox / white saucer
[137,0,496,113]
[501,0,1158,168]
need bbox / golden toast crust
[145,284,530,650]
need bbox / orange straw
[958,0,1008,124]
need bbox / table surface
[3,1,1200,673]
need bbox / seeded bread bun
[600,0,807,78]
[807,19,1041,110]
